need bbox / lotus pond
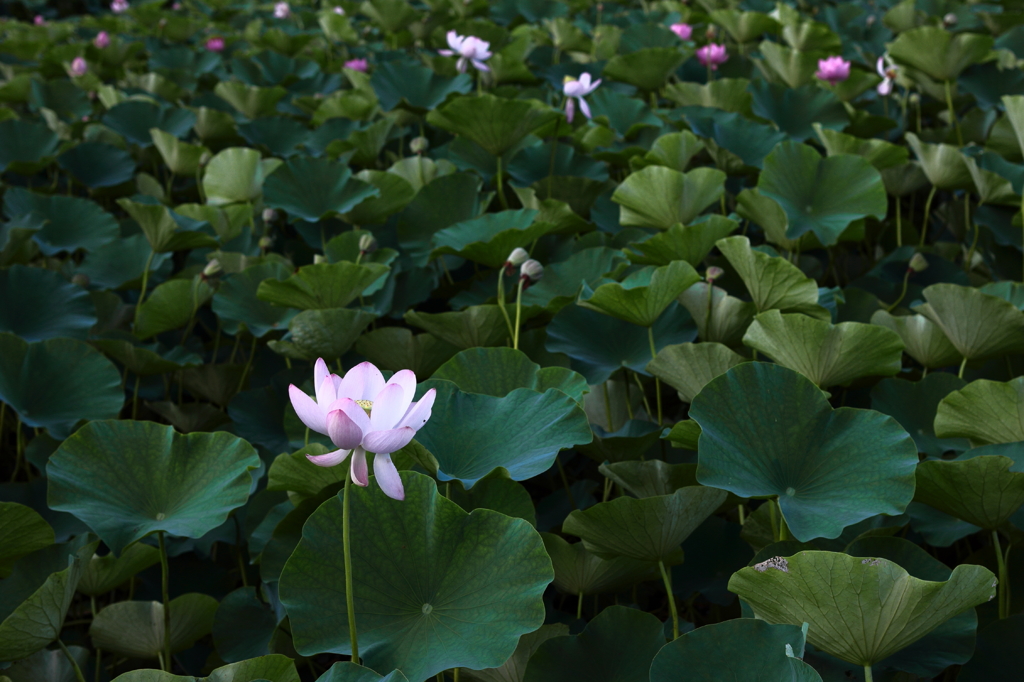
[3,0,1024,680]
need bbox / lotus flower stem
[992,530,1010,619]
[343,469,360,663]
[157,531,172,671]
[884,271,911,312]
[631,372,653,423]
[602,382,613,431]
[657,560,680,639]
[133,249,157,330]
[236,335,258,393]
[863,665,873,682]
[958,356,968,379]
[513,278,525,349]
[57,639,87,682]
[647,327,663,425]
[555,455,577,510]
[495,158,509,210]
[918,186,937,249]
[895,198,902,248]
[945,80,963,146]
[496,270,515,340]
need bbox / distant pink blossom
[273,2,290,18]
[34,15,45,25]
[563,73,600,123]
[172,2,182,8]
[205,36,225,52]
[344,58,368,72]
[111,0,129,13]
[876,55,898,96]
[670,23,692,40]
[94,31,110,48]
[333,5,344,13]
[697,43,728,70]
[70,57,88,77]
[816,56,851,86]
[438,31,491,73]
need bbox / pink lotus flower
[172,2,181,8]
[34,15,45,25]
[344,58,368,72]
[273,2,290,18]
[205,36,225,52]
[438,31,491,73]
[670,23,692,40]
[289,359,436,501]
[94,31,110,48]
[111,0,129,13]
[697,43,728,70]
[70,57,88,77]
[563,73,600,123]
[816,56,851,86]
[333,5,345,13]
[876,55,898,96]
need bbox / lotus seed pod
[410,136,429,154]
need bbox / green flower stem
[621,369,635,420]
[555,455,577,511]
[133,249,157,331]
[495,157,509,210]
[737,504,746,525]
[863,664,873,682]
[647,326,662,425]
[453,668,460,682]
[945,79,963,146]
[895,197,902,248]
[918,185,937,249]
[631,372,653,422]
[157,531,172,672]
[885,270,911,312]
[958,356,968,380]
[496,269,515,341]
[236,335,258,394]
[768,497,780,542]
[344,468,360,664]
[993,530,1009,619]
[57,639,87,682]
[513,278,525,350]
[602,382,614,431]
[658,560,680,639]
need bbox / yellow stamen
[355,399,373,414]
[563,75,576,84]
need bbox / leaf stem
[577,591,584,619]
[895,197,902,248]
[344,467,360,663]
[157,531,172,672]
[513,278,525,350]
[958,356,968,380]
[919,185,937,249]
[236,334,258,394]
[993,530,1009,619]
[495,157,508,210]
[602,382,614,432]
[10,416,23,483]
[647,326,662,425]
[768,497,780,543]
[556,455,577,511]
[945,79,963,146]
[657,560,680,639]
[547,120,561,200]
[885,270,911,312]
[863,664,873,682]
[134,249,157,332]
[57,639,87,682]
[496,269,515,342]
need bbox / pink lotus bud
[333,5,345,14]
[815,56,851,86]
[94,31,111,48]
[670,23,692,40]
[172,2,182,8]
[344,58,368,72]
[34,15,45,25]
[705,266,724,282]
[697,44,728,70]
[205,36,225,52]
[70,57,88,77]
[111,0,129,13]
[273,1,290,18]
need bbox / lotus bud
[69,57,88,78]
[202,259,222,278]
[908,253,928,273]
[259,235,274,250]
[71,273,90,287]
[94,31,110,48]
[520,259,544,283]
[909,93,920,105]
[943,13,958,27]
[172,1,181,8]
[333,5,345,14]
[705,266,724,282]
[359,234,377,253]
[410,136,429,154]
[504,247,529,275]
[314,254,328,264]
[262,208,277,222]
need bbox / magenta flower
[344,58,368,72]
[94,31,111,48]
[289,359,436,500]
[273,2,290,18]
[69,57,88,77]
[670,23,692,40]
[816,56,851,86]
[563,73,601,123]
[876,55,898,96]
[205,36,225,52]
[697,43,728,70]
[34,15,45,25]
[110,0,129,13]
[438,31,492,73]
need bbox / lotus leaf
[257,261,390,310]
[612,166,727,231]
[0,265,96,341]
[647,341,746,402]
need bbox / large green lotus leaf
[1,643,89,682]
[585,87,662,138]
[262,157,379,222]
[267,445,346,504]
[257,261,390,310]
[102,101,195,147]
[904,133,974,190]
[342,170,415,226]
[677,282,757,347]
[89,593,219,659]
[716,236,830,318]
[598,460,699,499]
[758,41,826,88]
[0,265,95,341]
[935,378,1024,445]
[636,130,706,173]
[260,482,343,583]
[0,333,123,438]
[2,187,119,256]
[562,486,726,562]
[117,199,219,253]
[626,217,737,268]
[431,347,587,406]
[238,117,310,158]
[690,363,919,541]
[712,9,780,43]
[213,262,297,337]
[430,209,553,268]
[1001,95,1024,159]
[520,247,628,312]
[958,614,1024,682]
[279,471,552,679]
[612,166,727,231]
[203,147,283,206]
[869,311,961,369]
[315,662,408,682]
[913,284,1024,361]
[74,234,170,290]
[415,381,592,487]
[76,542,160,597]
[680,107,787,170]
[447,469,536,527]
[743,310,904,387]
[214,82,288,119]
[578,420,665,465]
[57,142,136,188]
[888,26,993,82]
[757,141,886,246]
[109,655,300,682]
[813,125,909,171]
[602,47,686,91]
[522,606,665,682]
[748,81,848,142]
[150,128,210,176]
[0,503,53,579]
[461,625,568,682]
[649,618,821,682]
[174,204,252,244]
[404,305,511,349]
[212,586,279,663]
[47,420,260,554]
[0,119,60,172]
[577,261,701,328]
[728,551,995,667]
[647,341,746,402]
[914,444,1024,530]
[91,340,201,377]
[354,327,459,378]
[397,172,482,262]
[870,374,969,457]
[135,278,214,339]
[541,533,656,597]
[427,94,558,157]
[371,60,473,111]
[267,308,376,362]
[665,78,754,115]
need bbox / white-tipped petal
[327,409,364,450]
[307,448,350,467]
[373,454,405,500]
[364,427,416,454]
[370,382,413,431]
[398,388,435,431]
[289,384,328,435]
[351,447,369,486]
[338,361,386,401]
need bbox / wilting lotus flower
[205,36,225,52]
[290,359,435,500]
[438,31,492,73]
[70,57,88,77]
[110,0,129,13]
[94,31,110,48]
[273,2,290,18]
[816,56,851,86]
[696,43,728,70]
[563,73,600,123]
[344,58,368,72]
[670,23,692,40]
[876,55,899,96]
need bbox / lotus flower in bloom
[94,31,111,48]
[289,359,436,500]
[696,43,728,70]
[206,36,225,52]
[670,23,692,40]
[333,5,345,13]
[876,55,899,96]
[110,0,129,13]
[438,31,491,73]
[273,2,290,18]
[70,57,88,77]
[816,56,851,86]
[344,58,368,72]
[34,15,45,25]
[563,73,600,123]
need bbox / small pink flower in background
[34,15,45,25]
[563,73,601,123]
[816,56,851,86]
[670,23,692,40]
[344,58,368,72]
[333,5,345,14]
[438,31,492,73]
[70,57,88,77]
[273,2,290,18]
[172,2,182,8]
[111,0,129,13]
[94,31,110,48]
[876,55,899,96]
[205,36,225,52]
[697,43,728,70]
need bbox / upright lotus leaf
[213,262,297,337]
[0,119,60,172]
[47,420,261,554]
[602,47,686,91]
[681,106,789,170]
[541,534,656,597]
[758,41,826,88]
[870,311,962,369]
[743,310,905,387]
[712,9,780,44]
[279,471,552,680]
[611,166,727,231]
[626,217,738,267]
[935,378,1024,445]
[1001,95,1024,158]
[716,236,830,319]
[268,446,347,504]
[107,655,300,682]
[461,625,568,682]
[562,486,727,562]
[89,593,219,659]
[0,265,96,341]
[238,117,311,158]
[678,282,757,347]
[904,133,975,190]
[2,643,89,682]
[214,82,289,119]
[870,374,969,457]
[0,333,124,438]
[650,619,821,682]
[404,305,512,349]
[262,157,379,222]
[748,82,848,142]
[354,327,459,378]
[913,284,1024,362]
[520,247,629,312]
[316,662,409,682]
[431,347,588,406]
[690,363,919,541]
[342,170,416,225]
[76,543,160,597]
[267,308,376,362]
[598,461,699,498]
[150,128,210,176]
[256,261,390,310]
[577,261,701,328]
[426,94,559,157]
[135,278,214,340]
[647,342,746,402]
[203,147,283,206]
[371,60,473,112]
[430,209,554,268]
[522,606,666,682]
[638,131,706,173]
[414,381,592,487]
[914,443,1024,529]
[0,503,54,579]
[888,26,994,82]
[117,199,219,253]
[2,187,120,256]
[579,420,665,464]
[174,204,251,243]
[728,551,996,668]
[813,125,909,171]
[757,141,887,246]
[447,471,537,527]
[102,101,196,147]
[57,142,136,188]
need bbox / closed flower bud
[202,259,222,277]
[314,254,328,264]
[506,247,529,266]
[262,208,277,222]
[705,266,724,282]
[908,253,928,273]
[943,12,958,27]
[520,259,544,282]
[359,234,377,253]
[410,136,429,154]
